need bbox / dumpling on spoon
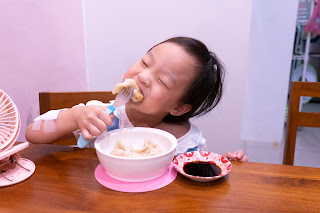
[112,79,143,102]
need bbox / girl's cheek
[123,73,135,81]
[150,88,166,101]
[123,68,140,80]
[122,74,129,81]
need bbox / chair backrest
[283,81,320,165]
[39,91,116,145]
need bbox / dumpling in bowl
[112,79,143,102]
[111,139,163,158]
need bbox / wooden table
[1,143,320,212]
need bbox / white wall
[83,0,252,154]
[241,0,298,144]
[0,1,87,142]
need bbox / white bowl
[94,127,177,182]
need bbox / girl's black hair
[152,37,225,123]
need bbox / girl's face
[123,42,197,118]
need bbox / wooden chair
[39,91,116,145]
[283,81,320,165]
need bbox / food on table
[111,139,163,158]
[112,79,143,102]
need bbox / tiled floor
[242,102,320,168]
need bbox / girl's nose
[138,71,151,87]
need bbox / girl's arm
[25,105,114,144]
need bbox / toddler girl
[26,37,247,161]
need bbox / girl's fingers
[98,112,114,127]
[241,155,249,161]
[81,128,93,140]
[234,150,245,159]
[78,106,114,140]
[234,150,248,161]
[223,152,237,160]
[80,115,113,140]
[86,124,105,137]
[91,117,108,133]
[223,150,248,161]
[109,113,115,121]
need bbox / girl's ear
[170,103,192,116]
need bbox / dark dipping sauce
[183,161,221,177]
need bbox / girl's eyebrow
[162,69,177,85]
[146,51,154,62]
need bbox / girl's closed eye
[158,78,168,88]
[141,59,148,67]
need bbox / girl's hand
[223,150,248,161]
[71,106,115,140]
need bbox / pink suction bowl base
[94,162,178,193]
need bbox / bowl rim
[94,127,177,160]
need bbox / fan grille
[0,90,20,150]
